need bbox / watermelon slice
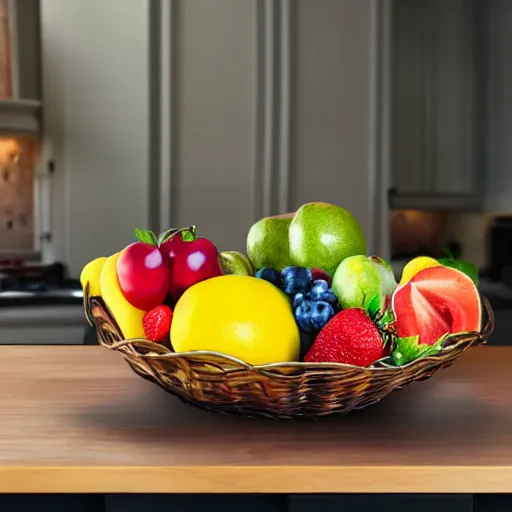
[392,266,482,346]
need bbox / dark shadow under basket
[85,286,495,419]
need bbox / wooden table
[0,345,511,495]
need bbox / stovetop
[0,277,80,294]
[0,263,83,306]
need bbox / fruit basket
[81,203,495,419]
[85,286,494,419]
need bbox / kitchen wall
[443,213,492,269]
[40,0,387,278]
[391,211,494,270]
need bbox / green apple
[246,213,295,272]
[332,255,397,313]
[288,202,367,276]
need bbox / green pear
[219,251,255,276]
[289,202,367,276]
[332,255,397,312]
[246,213,295,271]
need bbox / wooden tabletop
[0,345,511,494]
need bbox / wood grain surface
[0,345,511,493]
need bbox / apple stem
[157,225,196,246]
[157,228,179,246]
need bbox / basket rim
[100,332,485,371]
[85,285,494,373]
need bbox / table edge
[0,465,511,493]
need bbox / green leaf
[181,229,196,242]
[391,335,445,366]
[134,228,157,246]
[442,245,455,260]
[366,294,381,318]
[379,307,395,327]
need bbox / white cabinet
[42,0,390,275]
[390,0,483,210]
[0,305,85,344]
[0,0,42,132]
[41,0,152,277]
[165,0,258,255]
[156,0,388,256]
[289,0,378,242]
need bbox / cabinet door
[168,0,258,254]
[391,0,428,195]
[428,0,479,196]
[288,494,473,512]
[289,0,378,237]
[105,494,284,512]
[390,0,482,207]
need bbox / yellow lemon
[171,275,300,365]
[80,257,107,297]
[100,252,146,340]
[399,256,441,286]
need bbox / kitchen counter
[0,346,511,495]
[0,294,85,345]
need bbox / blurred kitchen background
[0,0,510,344]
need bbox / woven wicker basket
[85,286,494,419]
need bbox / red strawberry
[143,305,173,342]
[304,308,388,366]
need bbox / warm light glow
[391,209,447,256]
[0,138,21,166]
[0,136,39,251]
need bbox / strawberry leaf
[391,335,445,366]
[134,228,157,246]
[366,294,381,318]
[379,307,395,327]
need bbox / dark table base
[0,494,509,512]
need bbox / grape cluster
[256,265,339,333]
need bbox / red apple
[116,229,171,311]
[160,227,222,300]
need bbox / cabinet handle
[388,187,397,207]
